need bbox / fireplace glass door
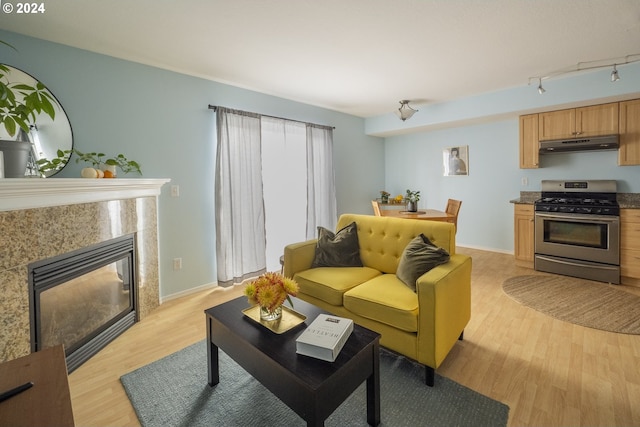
[29,234,137,372]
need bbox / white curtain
[214,107,336,285]
[215,108,266,286]
[306,125,337,238]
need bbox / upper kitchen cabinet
[519,114,539,169]
[618,99,640,166]
[538,103,619,141]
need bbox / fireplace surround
[0,178,169,365]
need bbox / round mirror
[0,64,73,177]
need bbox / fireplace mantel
[0,178,170,212]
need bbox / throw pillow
[311,221,363,268]
[396,234,450,291]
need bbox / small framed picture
[443,146,469,176]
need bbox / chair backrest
[371,200,382,216]
[445,199,462,229]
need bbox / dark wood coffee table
[205,296,380,426]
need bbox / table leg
[207,317,219,386]
[366,341,381,426]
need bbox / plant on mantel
[0,62,58,138]
[36,149,142,177]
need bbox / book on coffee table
[295,314,354,362]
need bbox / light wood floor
[68,248,640,426]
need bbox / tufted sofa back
[337,214,456,275]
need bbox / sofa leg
[425,366,435,387]
[459,330,464,341]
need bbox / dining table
[379,208,455,223]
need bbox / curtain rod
[208,105,335,130]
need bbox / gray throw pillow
[311,221,363,268]
[397,234,450,291]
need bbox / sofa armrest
[414,253,472,368]
[283,239,317,278]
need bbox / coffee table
[205,296,381,426]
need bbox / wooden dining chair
[371,200,382,216]
[445,199,462,230]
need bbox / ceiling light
[611,65,620,82]
[395,100,418,121]
[529,53,639,93]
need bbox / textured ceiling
[1,0,639,117]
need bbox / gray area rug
[121,340,509,427]
[503,275,640,334]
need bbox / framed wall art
[443,145,469,176]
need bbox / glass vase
[260,305,282,321]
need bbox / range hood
[539,134,619,154]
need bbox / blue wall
[0,30,384,298]
[373,64,640,253]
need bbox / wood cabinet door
[620,209,640,279]
[619,99,640,166]
[519,114,539,168]
[575,103,619,136]
[514,204,534,266]
[538,109,575,140]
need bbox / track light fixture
[529,53,639,94]
[395,100,418,121]
[611,64,620,82]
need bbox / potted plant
[0,59,59,177]
[405,189,421,212]
[379,190,390,203]
[36,149,142,177]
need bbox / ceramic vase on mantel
[0,140,31,178]
[260,305,282,321]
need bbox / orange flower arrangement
[244,272,300,313]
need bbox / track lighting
[529,53,639,94]
[395,100,418,121]
[611,65,620,82]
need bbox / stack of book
[295,314,354,362]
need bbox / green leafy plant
[72,149,142,175]
[36,148,142,176]
[405,189,421,203]
[36,149,72,175]
[0,63,58,137]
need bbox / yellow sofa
[283,213,472,386]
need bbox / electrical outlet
[171,185,180,197]
[521,177,528,186]
[173,257,182,270]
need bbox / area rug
[503,275,640,334]
[121,340,509,427]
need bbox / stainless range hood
[539,134,619,154]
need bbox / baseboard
[160,282,218,303]
[457,244,513,255]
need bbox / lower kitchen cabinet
[620,208,640,282]
[514,204,534,268]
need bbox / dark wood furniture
[205,297,381,426]
[0,345,74,427]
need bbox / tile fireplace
[0,178,169,366]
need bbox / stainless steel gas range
[534,180,620,284]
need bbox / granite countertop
[510,192,640,208]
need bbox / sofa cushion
[311,221,363,268]
[294,267,381,306]
[343,274,419,332]
[396,234,450,291]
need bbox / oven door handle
[536,255,620,271]
[534,212,620,223]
